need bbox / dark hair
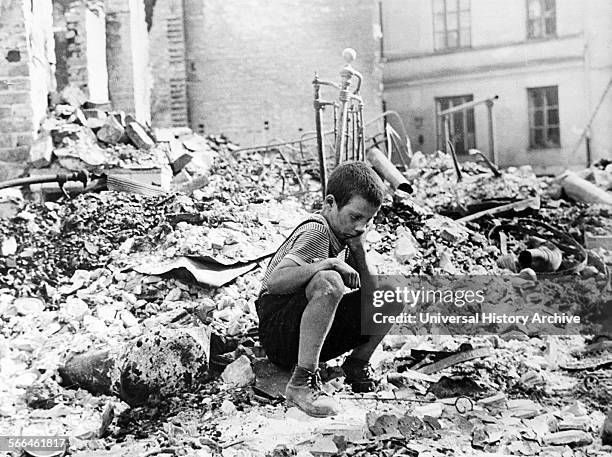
[326,161,385,209]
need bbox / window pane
[534,110,544,126]
[460,11,470,27]
[453,112,463,134]
[433,0,445,14]
[460,28,471,46]
[534,129,544,147]
[545,87,558,106]
[447,0,458,12]
[447,30,458,47]
[544,0,555,12]
[466,109,475,132]
[547,128,560,146]
[460,0,470,11]
[545,17,556,35]
[435,32,446,49]
[548,108,559,125]
[529,90,543,107]
[434,13,446,32]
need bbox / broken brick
[125,122,155,150]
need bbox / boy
[255,161,386,417]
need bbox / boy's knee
[306,270,344,301]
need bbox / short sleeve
[284,228,329,266]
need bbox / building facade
[381,0,612,174]
[149,0,382,147]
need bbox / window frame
[435,94,476,155]
[527,85,561,149]
[526,0,557,39]
[432,0,472,51]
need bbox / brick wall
[53,0,109,102]
[183,0,382,146]
[105,0,151,123]
[148,0,188,128]
[0,0,54,180]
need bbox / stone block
[97,115,124,144]
[29,133,53,167]
[60,83,87,108]
[125,122,155,150]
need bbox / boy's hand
[345,233,366,254]
[326,258,360,289]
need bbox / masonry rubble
[0,7,609,450]
[1,128,611,455]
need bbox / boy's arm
[267,257,360,294]
[345,235,378,294]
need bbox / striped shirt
[259,213,348,296]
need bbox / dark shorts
[255,289,370,369]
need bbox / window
[433,0,471,50]
[527,0,556,38]
[436,95,476,155]
[528,86,560,149]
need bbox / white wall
[381,0,612,172]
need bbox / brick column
[53,0,109,103]
[105,0,151,124]
[149,0,188,128]
[0,0,54,180]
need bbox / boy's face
[325,195,380,242]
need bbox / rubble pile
[1,115,611,455]
[0,193,167,296]
[406,156,542,216]
[371,200,502,275]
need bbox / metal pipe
[486,100,496,165]
[439,95,499,116]
[313,74,327,197]
[0,175,59,190]
[366,147,413,194]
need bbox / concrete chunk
[542,430,593,446]
[97,115,125,145]
[126,122,155,150]
[221,355,255,387]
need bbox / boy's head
[326,161,385,209]
[323,162,385,241]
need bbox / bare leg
[297,270,345,371]
[348,334,385,362]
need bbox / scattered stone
[563,401,588,417]
[62,297,89,321]
[366,412,399,436]
[97,115,125,144]
[220,399,237,415]
[125,122,155,150]
[394,226,419,263]
[13,297,45,315]
[508,399,540,419]
[520,370,546,388]
[29,132,53,167]
[477,393,507,411]
[1,236,17,256]
[60,83,87,108]
[221,355,255,387]
[558,416,590,432]
[542,430,593,446]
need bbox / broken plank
[456,196,540,224]
[417,347,492,375]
